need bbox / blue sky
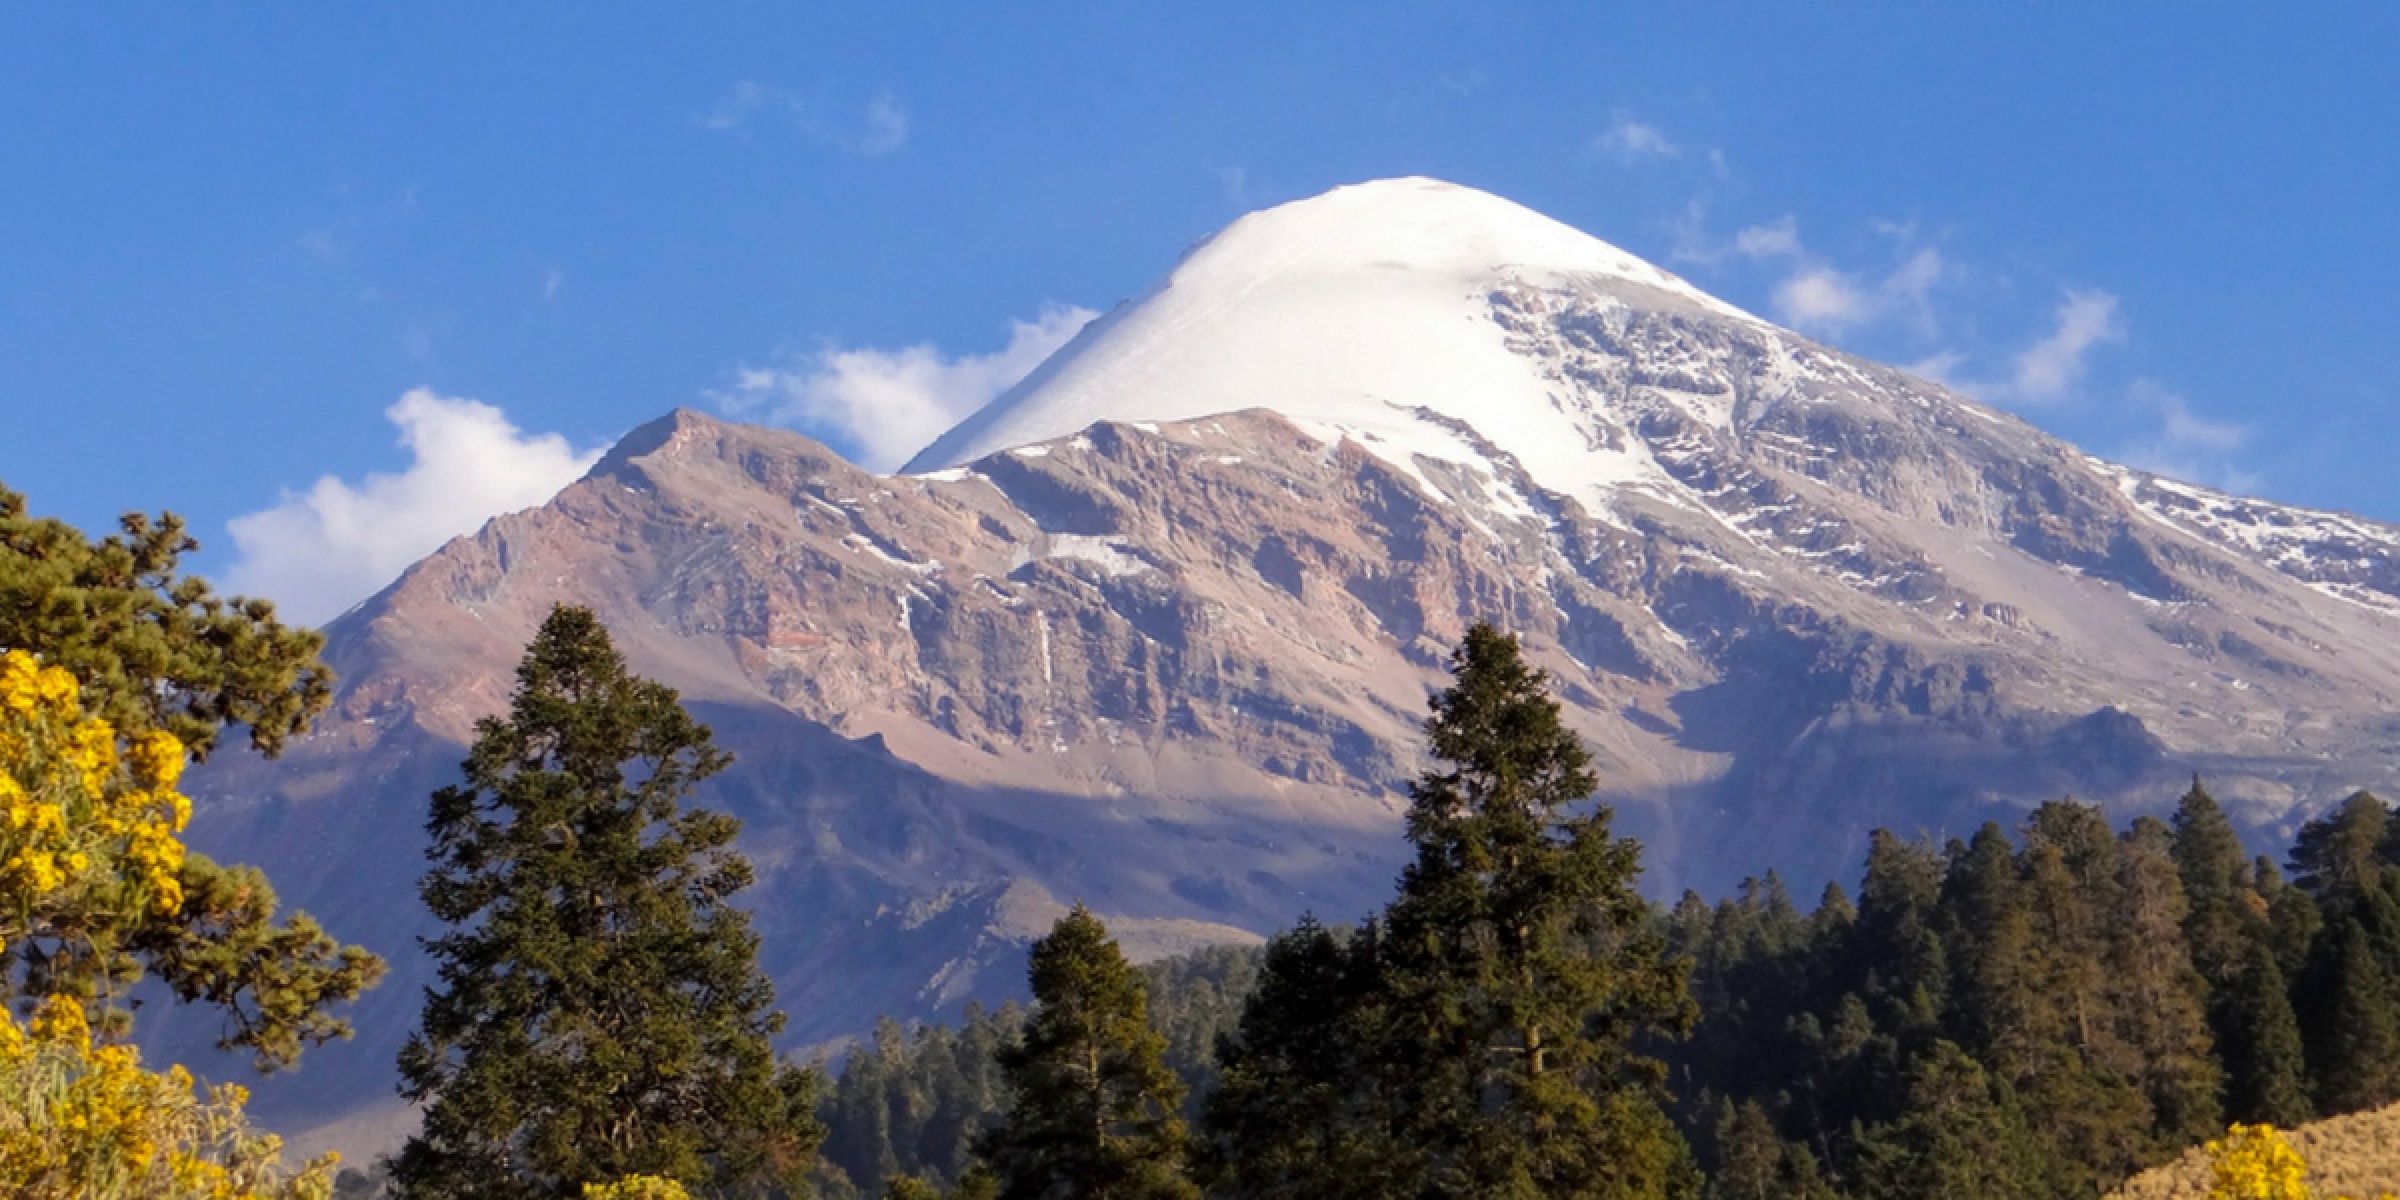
[4,5,2394,621]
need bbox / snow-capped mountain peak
[903,176,1761,489]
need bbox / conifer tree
[394,606,822,1199]
[1847,1041,2049,1200]
[1371,623,1696,1199]
[978,905,1196,1200]
[1195,918,1397,1200]
[2220,938,2313,1127]
[2170,779,2254,986]
[2015,807,2157,1189]
[2290,790,2392,900]
[2302,914,2400,1113]
[2112,818,2222,1145]
[0,483,378,1065]
[1705,1101,1832,1200]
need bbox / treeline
[820,947,1260,1192]
[1659,781,2380,1198]
[811,724,2400,1195]
[827,782,2400,1200]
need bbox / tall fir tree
[394,606,821,1199]
[978,906,1197,1200]
[2302,911,2400,1114]
[2111,818,2223,1146]
[1370,623,1697,1199]
[2220,937,2313,1127]
[2170,779,2255,987]
[1195,918,1399,1200]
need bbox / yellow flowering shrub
[583,1176,694,1200]
[2200,1123,2400,1200]
[1,648,188,936]
[0,650,330,1198]
[1,649,191,951]
[0,993,335,1199]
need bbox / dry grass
[2111,1105,2400,1198]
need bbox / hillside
[2111,1106,2400,1198]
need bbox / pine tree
[1847,1041,2049,1200]
[0,484,377,1067]
[2290,790,2392,901]
[1705,1101,1831,1200]
[2014,806,2157,1190]
[2220,937,2313,1127]
[1371,624,1697,1199]
[2112,818,2223,1146]
[2302,914,2400,1114]
[1195,918,1397,1200]
[394,606,822,1199]
[978,906,1196,1200]
[2171,778,2255,985]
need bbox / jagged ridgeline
[816,782,2400,1199]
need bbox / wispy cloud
[712,305,1098,471]
[699,82,910,156]
[224,391,602,624]
[2117,379,2259,492]
[1593,108,1681,161]
[2009,290,2123,403]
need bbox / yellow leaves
[0,993,333,1199]
[584,1176,695,1200]
[2202,1122,2400,1200]
[0,649,195,934]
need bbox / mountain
[176,177,2400,1147]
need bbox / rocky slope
[177,178,2400,1142]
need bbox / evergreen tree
[394,606,821,1199]
[978,906,1196,1200]
[2170,778,2254,986]
[1847,831,1948,1040]
[1704,1101,1831,1200]
[2219,937,2313,1127]
[0,483,377,1066]
[1847,1041,2048,1200]
[2301,915,2400,1113]
[2112,817,2222,1146]
[2013,806,2157,1189]
[1371,624,1697,1199]
[1195,918,1397,1200]
[2289,790,2393,901]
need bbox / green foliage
[393,606,822,1199]
[977,905,1196,1200]
[1848,1041,2049,1200]
[0,484,330,761]
[0,484,378,1069]
[1194,919,1397,1200]
[1658,779,2400,1196]
[1198,624,1698,1200]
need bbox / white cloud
[1594,109,1680,160]
[1732,217,1803,260]
[714,305,1098,472]
[699,82,908,155]
[2010,290,2123,402]
[224,391,602,625]
[2117,379,2258,492]
[1772,266,1875,332]
[859,92,909,155]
